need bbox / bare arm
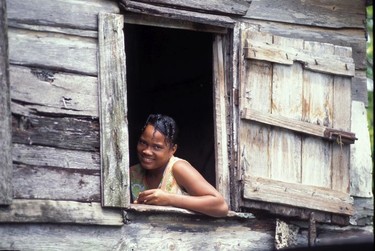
[136,160,229,217]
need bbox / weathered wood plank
[10,65,98,117]
[123,0,250,16]
[12,115,100,152]
[239,28,272,179]
[212,34,230,204]
[7,21,98,38]
[331,46,352,194]
[241,108,356,144]
[12,143,100,170]
[243,176,354,215]
[245,38,355,77]
[121,0,236,28]
[352,71,368,106]
[8,28,97,76]
[270,35,303,183]
[0,0,13,205]
[301,42,334,189]
[6,0,120,30]
[350,101,374,198]
[243,21,366,69]
[124,12,228,34]
[98,13,130,208]
[13,163,100,201]
[0,212,276,251]
[0,199,123,225]
[245,0,366,29]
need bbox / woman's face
[137,124,176,171]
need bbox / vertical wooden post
[98,13,130,208]
[0,0,13,205]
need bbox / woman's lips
[140,155,154,164]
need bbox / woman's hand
[134,189,171,206]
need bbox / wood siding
[0,0,372,250]
[0,0,12,205]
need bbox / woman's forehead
[142,125,166,143]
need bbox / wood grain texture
[98,13,130,208]
[0,199,123,225]
[13,163,100,201]
[245,0,366,29]
[7,0,119,30]
[8,28,98,75]
[122,0,250,16]
[0,0,13,205]
[121,0,236,28]
[10,65,98,117]
[213,35,230,203]
[243,176,353,215]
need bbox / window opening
[124,24,216,187]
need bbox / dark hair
[142,114,178,147]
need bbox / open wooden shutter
[238,28,356,217]
[98,13,130,208]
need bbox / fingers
[137,190,154,204]
[137,189,163,205]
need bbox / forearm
[168,193,228,217]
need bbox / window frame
[98,12,234,211]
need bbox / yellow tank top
[130,156,187,202]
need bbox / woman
[130,114,228,217]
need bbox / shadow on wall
[280,240,373,251]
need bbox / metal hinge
[324,128,357,145]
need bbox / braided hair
[142,114,178,148]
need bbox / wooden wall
[0,0,372,250]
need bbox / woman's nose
[142,146,153,155]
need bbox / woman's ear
[171,144,177,155]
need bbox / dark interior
[124,24,216,186]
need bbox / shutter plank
[301,42,334,188]
[241,108,356,144]
[331,46,352,193]
[270,36,303,183]
[239,30,272,178]
[243,176,353,215]
[98,13,130,208]
[245,39,355,77]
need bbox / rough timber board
[0,199,123,225]
[10,65,98,117]
[245,0,365,29]
[0,212,275,251]
[122,0,250,16]
[8,28,98,76]
[98,13,130,207]
[7,0,120,30]
[0,0,12,205]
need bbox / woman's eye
[138,140,147,146]
[153,145,162,151]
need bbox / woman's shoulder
[171,156,194,174]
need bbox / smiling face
[137,124,177,172]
